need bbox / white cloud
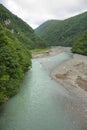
[0,0,87,28]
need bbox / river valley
[0,51,87,130]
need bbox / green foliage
[35,12,87,47]
[0,4,48,105]
[72,31,87,55]
[0,23,31,105]
[0,4,47,49]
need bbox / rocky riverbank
[51,53,87,121]
[33,46,87,122]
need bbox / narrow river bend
[0,52,86,130]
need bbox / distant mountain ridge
[35,11,87,47]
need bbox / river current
[0,52,86,130]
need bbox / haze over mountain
[0,0,87,28]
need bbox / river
[0,52,86,130]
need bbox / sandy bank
[52,54,87,91]
[32,46,68,58]
[33,46,87,122]
[51,53,87,121]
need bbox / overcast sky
[0,0,87,28]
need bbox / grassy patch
[31,47,51,54]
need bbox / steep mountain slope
[0,4,47,49]
[0,4,47,105]
[35,12,87,47]
[35,20,61,37]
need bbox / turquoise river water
[0,52,86,130]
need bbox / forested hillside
[35,12,87,47]
[0,23,31,105]
[0,4,47,49]
[72,31,87,56]
[35,20,61,41]
[0,4,47,106]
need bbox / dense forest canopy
[0,23,32,105]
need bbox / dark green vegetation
[0,23,31,105]
[0,4,47,105]
[72,31,87,55]
[35,12,87,55]
[0,4,47,49]
[35,20,61,40]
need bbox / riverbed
[0,51,87,130]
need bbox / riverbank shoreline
[33,46,87,123]
[0,46,87,130]
[50,49,87,122]
[51,54,87,91]
[32,46,68,58]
